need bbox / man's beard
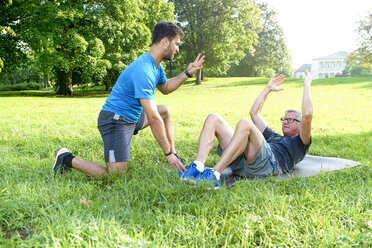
[163,47,174,61]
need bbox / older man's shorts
[217,140,276,177]
[97,110,145,163]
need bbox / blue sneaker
[178,162,203,183]
[196,168,220,190]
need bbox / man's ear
[162,37,170,47]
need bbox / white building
[295,51,349,79]
[293,64,311,78]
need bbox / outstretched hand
[304,70,312,87]
[267,74,286,91]
[166,153,185,173]
[186,53,205,75]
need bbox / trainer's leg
[106,160,128,174]
[195,113,234,164]
[213,118,264,173]
[71,157,108,177]
[71,159,128,176]
[142,105,177,153]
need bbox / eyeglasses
[280,117,301,123]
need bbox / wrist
[184,70,192,78]
[164,148,173,156]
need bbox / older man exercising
[180,70,313,188]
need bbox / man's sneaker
[196,168,220,190]
[53,148,71,175]
[178,162,203,183]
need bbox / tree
[344,11,372,76]
[228,3,291,77]
[7,0,175,94]
[171,0,261,84]
[0,0,26,74]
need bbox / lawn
[0,76,371,247]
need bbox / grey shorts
[217,140,276,177]
[97,110,145,162]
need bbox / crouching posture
[180,71,313,188]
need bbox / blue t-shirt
[263,127,311,171]
[102,52,167,122]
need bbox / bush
[0,82,43,91]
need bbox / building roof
[314,51,349,60]
[296,64,311,72]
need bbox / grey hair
[284,109,302,121]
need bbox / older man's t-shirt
[263,127,311,171]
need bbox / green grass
[0,77,371,247]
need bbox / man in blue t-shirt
[180,71,313,188]
[53,21,205,177]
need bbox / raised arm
[249,74,286,132]
[157,53,205,94]
[140,99,185,172]
[300,70,313,145]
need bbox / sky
[260,0,372,69]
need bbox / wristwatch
[164,148,173,156]
[184,70,192,78]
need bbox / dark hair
[152,21,184,45]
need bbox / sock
[193,160,205,172]
[62,153,75,168]
[213,170,221,180]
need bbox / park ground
[0,76,371,247]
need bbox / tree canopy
[3,0,174,94]
[171,0,261,84]
[344,11,372,76]
[228,3,291,77]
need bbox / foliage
[228,3,292,77]
[343,11,372,76]
[0,0,26,74]
[0,77,371,246]
[0,60,41,85]
[4,0,174,95]
[0,82,42,91]
[171,0,261,83]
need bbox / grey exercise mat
[220,155,361,187]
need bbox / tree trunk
[105,80,110,92]
[43,75,50,88]
[56,70,73,95]
[195,69,202,85]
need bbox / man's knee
[236,118,254,133]
[206,113,224,124]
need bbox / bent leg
[71,157,107,177]
[195,113,234,164]
[71,158,128,177]
[213,118,264,173]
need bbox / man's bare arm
[157,53,205,94]
[140,99,185,172]
[249,74,286,132]
[300,70,313,145]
